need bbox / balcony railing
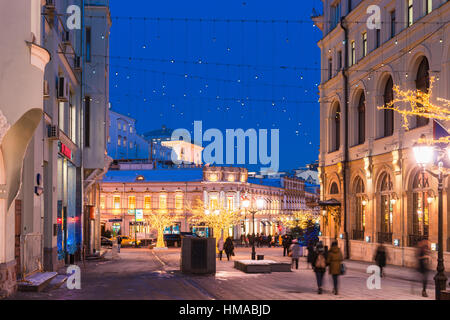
[352,229,365,241]
[377,232,392,244]
[408,234,428,247]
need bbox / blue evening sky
[107,0,323,172]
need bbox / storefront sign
[109,218,122,222]
[58,141,72,160]
[135,209,143,222]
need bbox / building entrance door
[14,199,21,278]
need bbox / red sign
[59,142,72,159]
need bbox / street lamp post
[241,197,265,260]
[413,141,448,300]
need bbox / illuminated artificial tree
[147,210,181,248]
[280,210,316,230]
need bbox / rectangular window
[328,58,332,80]
[351,41,356,65]
[390,10,396,38]
[376,29,381,48]
[58,101,65,133]
[144,196,151,209]
[209,196,218,210]
[362,32,367,57]
[407,0,414,26]
[113,196,121,209]
[159,194,167,209]
[337,51,342,70]
[118,122,121,130]
[128,196,136,209]
[175,195,183,210]
[227,196,234,211]
[118,136,121,146]
[84,97,90,147]
[100,196,105,209]
[330,1,341,30]
[86,27,91,63]
[69,95,76,143]
[426,0,432,14]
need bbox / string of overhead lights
[80,14,449,26]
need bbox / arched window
[410,171,430,246]
[383,77,394,137]
[379,172,393,242]
[330,182,339,195]
[354,177,366,239]
[358,92,366,144]
[415,57,430,128]
[331,103,341,151]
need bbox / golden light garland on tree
[377,76,450,144]
[147,209,182,248]
[280,210,316,230]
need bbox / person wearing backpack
[326,241,344,295]
[312,242,326,294]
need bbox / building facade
[98,166,318,242]
[0,0,111,297]
[314,0,450,268]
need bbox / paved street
[8,246,444,300]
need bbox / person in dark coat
[117,235,122,253]
[374,244,387,277]
[267,234,272,248]
[326,241,343,295]
[307,242,315,269]
[416,240,430,297]
[224,237,235,261]
[312,242,327,294]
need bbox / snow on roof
[248,177,282,188]
[102,168,204,183]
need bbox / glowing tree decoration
[189,202,241,245]
[280,210,316,230]
[378,77,450,144]
[148,210,181,248]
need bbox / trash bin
[257,255,264,260]
[181,237,216,274]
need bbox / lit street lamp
[413,139,448,300]
[241,197,265,260]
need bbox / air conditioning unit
[47,125,59,140]
[57,77,69,102]
[74,56,82,71]
[62,31,70,45]
[43,80,50,99]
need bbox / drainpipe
[340,17,350,259]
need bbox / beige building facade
[315,0,450,268]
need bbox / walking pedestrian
[416,239,430,297]
[217,236,224,261]
[268,234,272,248]
[224,237,235,261]
[374,244,387,277]
[307,242,315,269]
[117,235,122,253]
[326,241,343,295]
[312,242,327,294]
[289,239,302,269]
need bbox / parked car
[101,236,113,247]
[163,232,198,247]
[113,236,141,247]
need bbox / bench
[234,260,292,273]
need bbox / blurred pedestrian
[289,239,302,269]
[374,244,387,277]
[326,241,343,295]
[217,236,224,261]
[307,242,315,269]
[224,237,235,261]
[417,239,430,297]
[312,242,327,294]
[268,234,273,248]
[117,235,122,253]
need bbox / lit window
[426,0,432,14]
[118,122,121,130]
[128,196,136,209]
[175,195,183,210]
[209,196,218,210]
[144,196,151,209]
[113,196,121,209]
[407,0,413,26]
[130,126,133,133]
[362,32,367,57]
[227,196,234,211]
[100,196,105,209]
[118,136,121,146]
[351,41,356,65]
[159,194,167,209]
